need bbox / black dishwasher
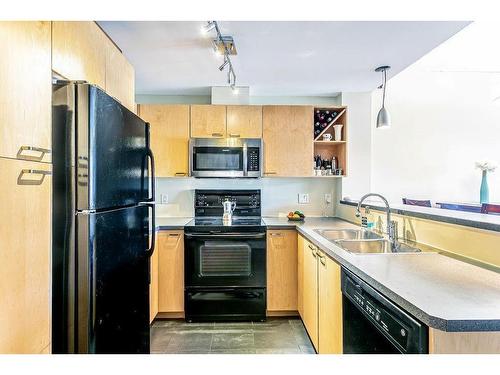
[341,268,428,354]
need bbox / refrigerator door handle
[147,147,156,202]
[145,145,156,257]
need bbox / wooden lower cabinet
[429,329,500,354]
[318,252,342,354]
[149,234,159,323]
[158,230,185,314]
[0,158,51,353]
[267,230,298,312]
[302,237,319,350]
[298,234,343,354]
[297,234,305,316]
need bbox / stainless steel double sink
[314,229,421,254]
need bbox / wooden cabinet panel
[138,105,190,177]
[429,329,500,354]
[302,238,319,350]
[297,233,304,317]
[262,105,313,177]
[105,39,135,113]
[52,21,107,89]
[0,158,51,353]
[226,105,262,138]
[267,230,298,311]
[0,22,51,161]
[190,105,227,138]
[150,234,159,323]
[318,252,342,354]
[158,230,184,313]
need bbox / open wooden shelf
[313,106,348,177]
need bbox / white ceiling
[99,21,469,96]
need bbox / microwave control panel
[247,148,260,172]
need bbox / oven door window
[193,147,243,171]
[200,241,251,277]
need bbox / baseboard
[156,311,185,319]
[266,310,300,317]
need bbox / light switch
[325,193,332,204]
[160,194,169,204]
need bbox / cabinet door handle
[174,172,187,176]
[270,232,282,237]
[308,244,316,251]
[17,146,51,162]
[17,169,51,185]
[320,257,326,266]
[229,133,240,138]
[264,171,277,175]
[168,233,180,237]
[211,132,224,137]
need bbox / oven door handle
[185,232,266,239]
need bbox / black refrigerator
[52,81,156,354]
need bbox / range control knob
[400,329,406,337]
[375,313,380,321]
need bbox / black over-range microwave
[189,138,263,178]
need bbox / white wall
[340,92,372,200]
[155,177,341,218]
[347,22,500,205]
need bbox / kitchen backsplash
[155,178,341,217]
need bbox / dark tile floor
[150,318,315,354]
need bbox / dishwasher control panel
[342,269,428,354]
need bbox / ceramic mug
[322,133,333,141]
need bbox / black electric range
[184,190,267,322]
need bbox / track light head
[202,21,216,34]
[219,60,228,71]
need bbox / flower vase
[480,170,489,204]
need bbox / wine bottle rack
[313,107,346,141]
[312,106,348,177]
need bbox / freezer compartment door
[76,205,151,353]
[76,84,151,211]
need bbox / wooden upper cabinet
[190,105,227,138]
[262,106,314,177]
[0,21,51,162]
[318,252,342,354]
[267,230,298,312]
[226,105,263,138]
[158,231,185,313]
[105,39,135,113]
[0,158,51,353]
[52,21,107,89]
[138,105,190,177]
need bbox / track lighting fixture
[204,21,237,89]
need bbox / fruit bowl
[287,211,305,221]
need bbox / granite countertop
[155,217,192,230]
[263,217,500,332]
[156,215,500,332]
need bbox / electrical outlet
[160,194,169,204]
[324,193,332,204]
[298,193,310,204]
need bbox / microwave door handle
[243,144,248,177]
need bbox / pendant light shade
[375,65,391,129]
[376,106,391,128]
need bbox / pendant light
[375,65,391,128]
